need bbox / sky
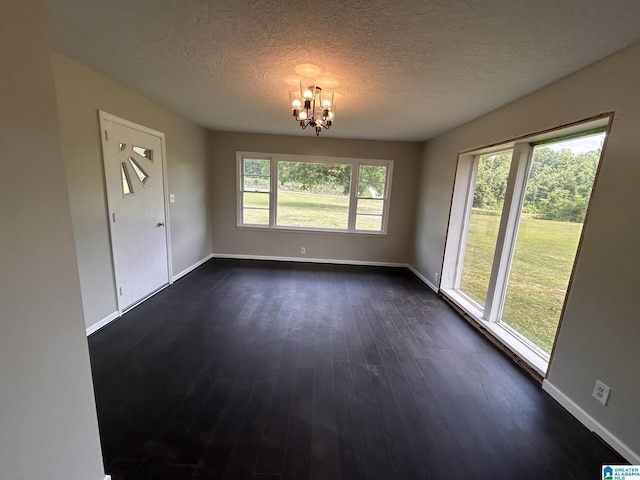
[543,132,605,154]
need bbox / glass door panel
[500,133,605,353]
[458,150,512,307]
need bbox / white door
[100,112,170,311]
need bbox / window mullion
[484,143,533,323]
[237,155,243,226]
[270,157,277,227]
[348,162,359,231]
[380,161,393,234]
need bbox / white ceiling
[45,0,640,142]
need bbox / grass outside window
[276,192,349,229]
[460,212,582,352]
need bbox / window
[237,152,393,234]
[277,161,351,229]
[457,150,512,307]
[240,158,271,225]
[441,117,609,374]
[356,165,389,231]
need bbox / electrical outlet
[300,247,306,255]
[592,380,611,406]
[434,272,439,283]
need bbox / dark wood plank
[352,306,383,366]
[310,345,339,480]
[369,354,428,478]
[197,354,260,477]
[332,361,368,480]
[329,331,349,363]
[254,340,298,475]
[222,382,274,479]
[347,343,397,479]
[170,371,235,466]
[282,368,313,480]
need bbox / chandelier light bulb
[321,99,331,108]
[300,78,316,101]
[292,99,302,108]
[298,111,307,120]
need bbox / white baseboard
[172,253,214,282]
[407,265,439,292]
[542,379,640,463]
[211,252,407,268]
[86,311,119,336]
[104,476,112,480]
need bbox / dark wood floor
[89,259,621,480]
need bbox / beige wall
[52,53,211,329]
[415,43,640,458]
[0,1,105,478]
[210,131,421,264]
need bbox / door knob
[157,222,165,227]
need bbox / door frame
[98,110,173,315]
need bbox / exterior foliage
[278,162,352,194]
[473,147,600,223]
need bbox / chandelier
[289,79,335,136]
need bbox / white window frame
[440,116,611,376]
[236,152,393,235]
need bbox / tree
[472,146,600,222]
[472,151,511,210]
[523,147,599,222]
[357,165,387,197]
[278,161,352,194]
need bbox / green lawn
[460,212,583,353]
[277,191,349,228]
[243,191,381,230]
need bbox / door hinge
[105,130,108,141]
[112,212,116,223]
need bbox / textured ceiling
[45,0,640,141]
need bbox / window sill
[440,288,549,376]
[236,224,388,237]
